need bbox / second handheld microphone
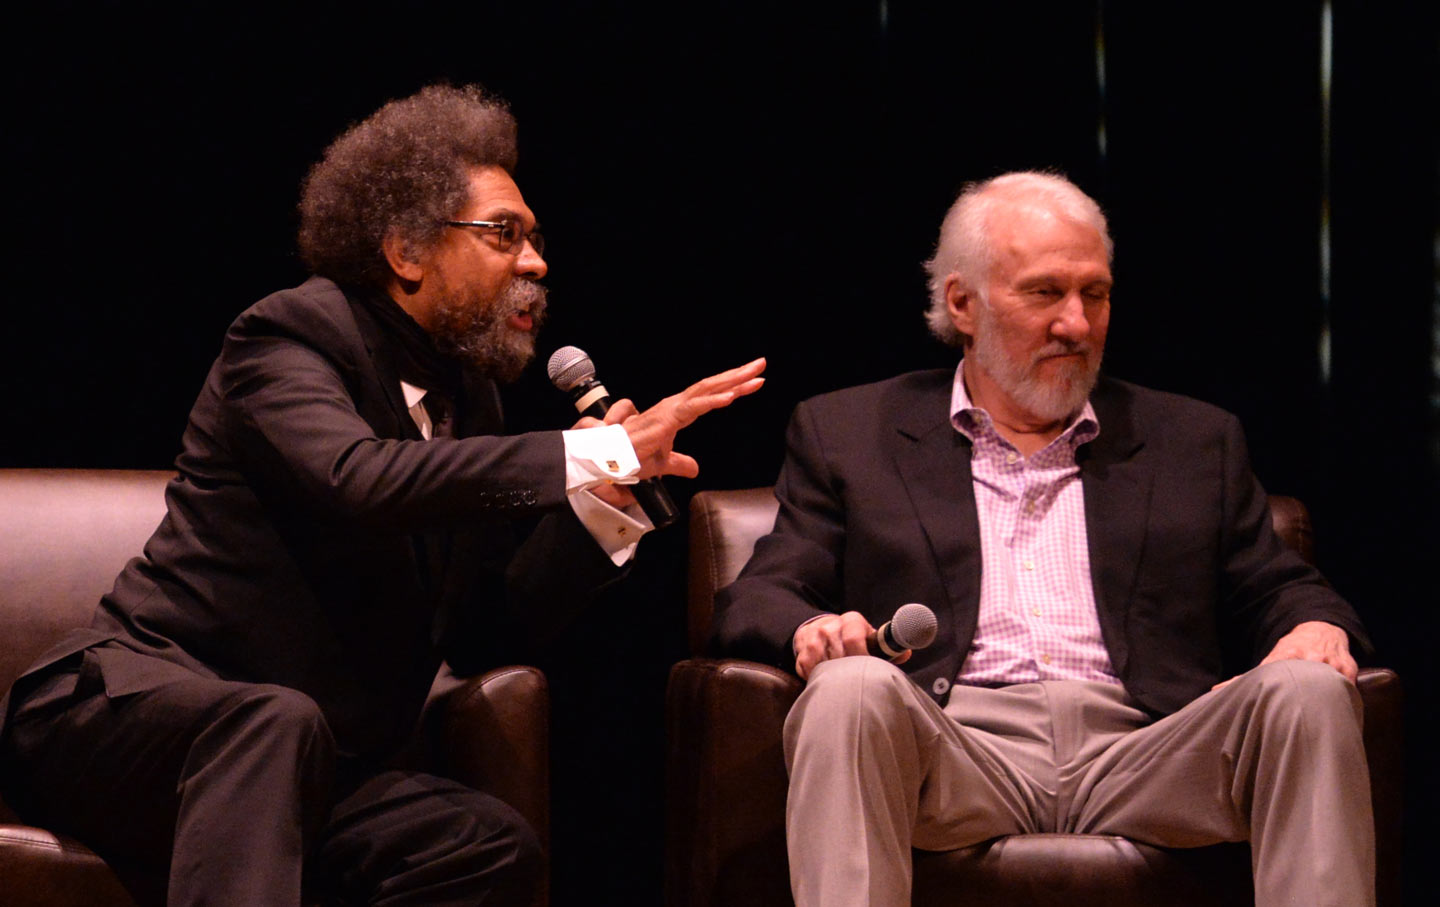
[547,346,681,529]
[867,603,939,660]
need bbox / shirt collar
[400,380,428,410]
[948,359,1100,449]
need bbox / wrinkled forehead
[456,165,536,225]
[986,199,1109,271]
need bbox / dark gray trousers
[1,646,540,906]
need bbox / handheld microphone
[547,346,680,529]
[867,603,938,660]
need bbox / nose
[1050,291,1090,342]
[515,238,547,279]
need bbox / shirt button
[1031,607,1041,616]
[1022,559,1035,571]
[932,677,951,696]
[1041,653,1052,665]
[1005,452,1019,465]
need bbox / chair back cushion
[0,469,172,690]
[687,487,779,655]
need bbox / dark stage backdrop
[5,2,1435,903]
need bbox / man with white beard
[713,171,1374,907]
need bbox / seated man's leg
[311,768,542,906]
[1071,660,1373,907]
[1,647,336,906]
[783,657,1049,907]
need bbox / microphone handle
[867,621,906,660]
[569,380,679,529]
[631,478,680,529]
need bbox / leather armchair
[666,487,1403,906]
[0,469,552,907]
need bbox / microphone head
[889,603,938,651]
[547,345,595,391]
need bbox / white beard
[969,300,1102,423]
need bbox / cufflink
[606,459,620,472]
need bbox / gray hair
[922,171,1113,346]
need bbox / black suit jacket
[713,369,1369,716]
[12,277,620,759]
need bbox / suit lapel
[1079,381,1151,678]
[346,294,423,441]
[893,398,983,641]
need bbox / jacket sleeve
[1215,413,1373,665]
[711,401,847,669]
[211,306,569,532]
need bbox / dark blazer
[713,369,1369,716]
[9,277,621,759]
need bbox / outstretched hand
[619,357,766,479]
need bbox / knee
[490,804,544,893]
[789,656,915,735]
[1242,660,1362,735]
[316,779,544,904]
[442,792,544,900]
[805,655,911,703]
[213,684,334,758]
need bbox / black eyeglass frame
[444,219,545,256]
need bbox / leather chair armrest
[428,664,550,907]
[431,665,550,850]
[0,820,137,907]
[665,657,801,907]
[1356,667,1403,907]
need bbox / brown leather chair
[0,469,552,907]
[666,487,1403,907]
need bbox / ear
[945,275,978,338]
[382,230,425,283]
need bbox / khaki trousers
[784,657,1373,907]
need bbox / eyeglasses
[444,218,545,256]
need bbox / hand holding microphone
[866,603,939,660]
[547,346,765,528]
[794,604,938,680]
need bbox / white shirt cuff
[568,488,653,565]
[562,424,641,491]
[561,424,652,565]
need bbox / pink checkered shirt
[950,362,1121,688]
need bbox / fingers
[623,358,766,465]
[1331,650,1359,684]
[656,451,699,480]
[686,358,767,397]
[603,398,638,424]
[1256,620,1357,684]
[793,612,874,680]
[671,358,767,426]
[588,482,636,509]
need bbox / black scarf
[352,289,462,399]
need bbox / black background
[4,2,1435,903]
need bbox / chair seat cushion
[914,834,1252,907]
